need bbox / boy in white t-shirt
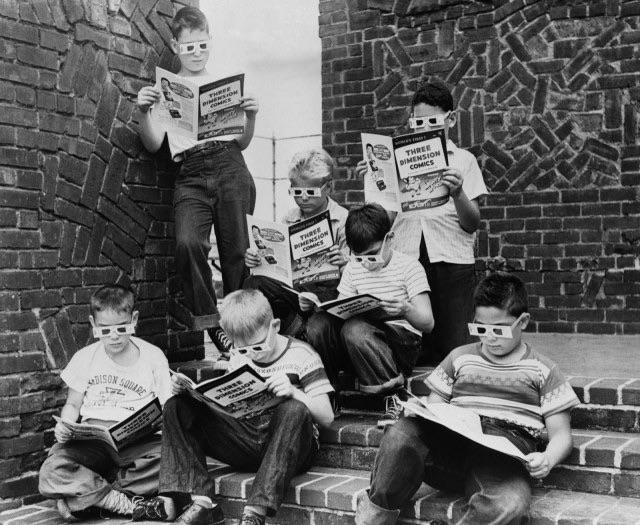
[38,285,172,521]
[304,203,434,425]
[136,6,259,348]
[356,81,488,365]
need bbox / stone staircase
[2,335,640,524]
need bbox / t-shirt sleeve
[540,364,580,418]
[152,352,172,406]
[404,259,430,298]
[425,352,455,401]
[461,153,488,202]
[60,348,91,394]
[337,263,357,296]
[297,349,334,398]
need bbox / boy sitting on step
[38,285,171,521]
[147,289,334,525]
[243,148,349,338]
[305,203,434,424]
[355,272,580,525]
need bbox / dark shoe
[239,512,266,525]
[208,327,233,355]
[175,502,225,525]
[132,496,176,521]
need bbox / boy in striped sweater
[304,203,434,424]
[355,272,579,525]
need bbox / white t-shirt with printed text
[61,337,172,423]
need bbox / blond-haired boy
[243,148,349,337]
[149,289,334,525]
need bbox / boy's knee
[163,395,192,425]
[341,318,372,345]
[276,398,311,421]
[175,234,204,257]
[379,418,422,455]
[305,313,333,345]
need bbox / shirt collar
[285,198,341,224]
[446,139,458,155]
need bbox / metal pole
[272,132,277,221]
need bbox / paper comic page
[155,67,245,141]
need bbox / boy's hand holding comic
[266,372,294,398]
[170,374,190,396]
[244,248,262,268]
[441,167,464,199]
[355,159,368,178]
[240,95,259,116]
[54,420,73,444]
[380,297,410,318]
[327,245,347,267]
[525,452,552,479]
[136,86,162,113]
[298,292,319,312]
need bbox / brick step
[317,415,640,498]
[3,467,640,525]
[340,390,640,433]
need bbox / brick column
[319,0,640,335]
[0,0,202,507]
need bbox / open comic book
[53,398,162,452]
[171,364,282,419]
[155,67,245,141]
[247,210,339,288]
[362,129,450,213]
[401,398,527,462]
[281,286,383,320]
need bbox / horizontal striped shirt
[231,337,333,399]
[390,141,488,264]
[426,343,580,437]
[338,250,430,302]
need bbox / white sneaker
[377,394,403,428]
[95,489,134,516]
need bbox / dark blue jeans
[367,416,536,524]
[306,313,421,394]
[159,395,317,516]
[174,140,255,318]
[419,242,476,363]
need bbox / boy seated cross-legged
[305,203,434,424]
[355,272,580,525]
[38,285,171,521]
[243,149,349,338]
[147,289,334,525]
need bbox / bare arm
[379,292,434,333]
[136,86,166,153]
[55,388,84,443]
[236,96,258,150]
[266,373,334,428]
[525,410,572,479]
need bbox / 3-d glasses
[288,186,326,198]
[177,40,210,55]
[92,323,135,339]
[467,315,524,339]
[351,233,393,264]
[408,114,448,130]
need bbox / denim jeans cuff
[355,490,400,525]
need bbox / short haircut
[345,203,391,253]
[411,81,454,113]
[288,149,334,184]
[90,285,135,317]
[171,6,209,39]
[473,272,529,317]
[219,289,273,341]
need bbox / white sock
[191,495,213,509]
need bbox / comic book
[247,210,339,288]
[53,397,162,452]
[281,286,383,320]
[361,129,450,213]
[155,67,245,141]
[171,365,282,419]
[401,399,527,462]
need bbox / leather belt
[176,140,227,162]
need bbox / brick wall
[0,0,202,507]
[319,0,640,335]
